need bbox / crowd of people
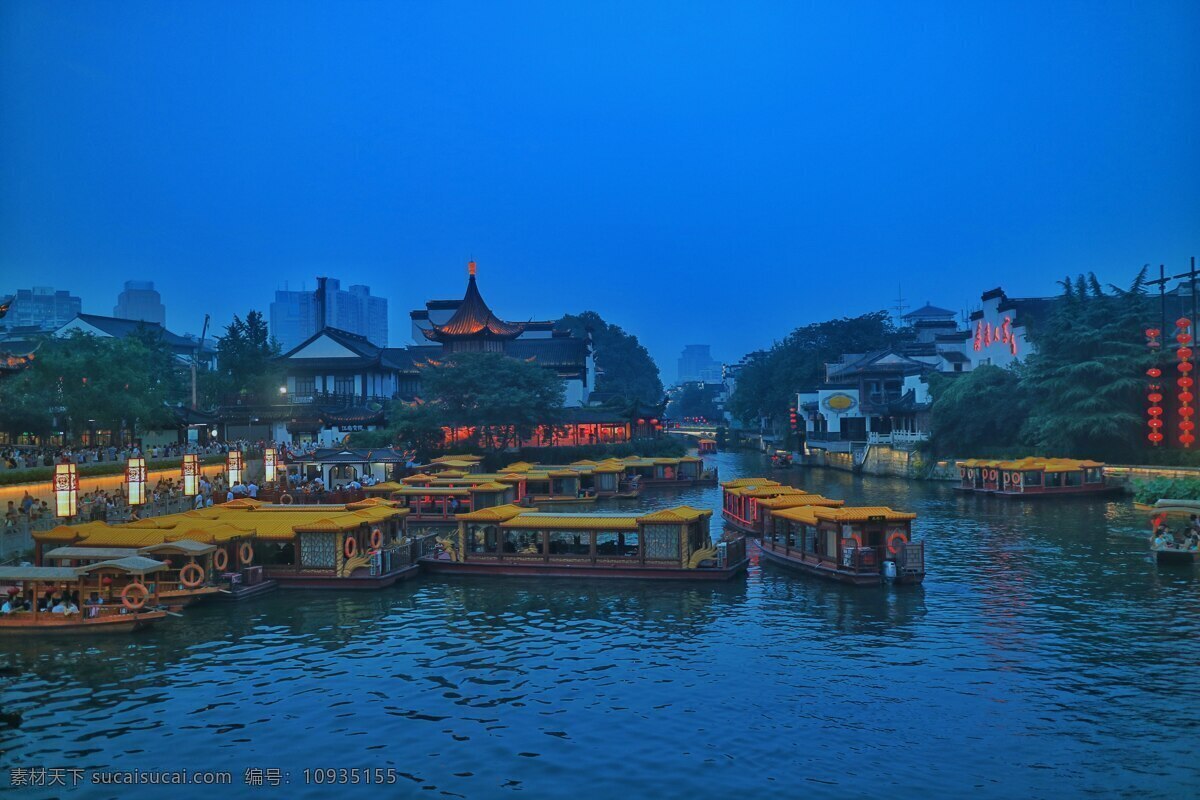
[0,440,255,471]
[1152,514,1200,551]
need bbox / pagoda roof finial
[468,260,477,277]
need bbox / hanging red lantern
[1148,367,1162,378]
[1180,318,1194,447]
[1149,393,1163,403]
[1150,432,1165,443]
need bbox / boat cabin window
[1045,472,1064,488]
[1023,471,1043,486]
[786,522,801,548]
[821,530,838,559]
[687,523,706,553]
[1064,470,1083,487]
[1084,467,1103,484]
[466,525,497,554]
[548,532,590,556]
[642,525,680,560]
[805,525,817,554]
[502,529,541,554]
[596,532,638,557]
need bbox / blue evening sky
[2,1,1197,381]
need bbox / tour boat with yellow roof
[762,505,925,586]
[422,504,748,580]
[35,498,431,591]
[0,557,171,635]
[957,457,1115,497]
[35,509,276,601]
[720,478,844,536]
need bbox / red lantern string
[1178,318,1194,447]
[1148,367,1164,444]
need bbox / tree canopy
[203,310,282,404]
[1017,270,1151,458]
[927,365,1029,455]
[0,329,184,440]
[667,383,722,421]
[559,311,663,406]
[925,270,1153,460]
[728,311,912,423]
[360,352,566,453]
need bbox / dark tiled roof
[280,327,382,360]
[504,337,587,367]
[70,314,195,350]
[305,447,410,463]
[903,303,956,319]
[939,351,970,363]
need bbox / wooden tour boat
[720,478,843,536]
[0,557,170,635]
[761,505,925,586]
[957,457,1115,497]
[35,514,278,602]
[422,504,748,580]
[1148,499,1200,565]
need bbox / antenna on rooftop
[893,284,909,322]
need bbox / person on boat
[50,598,67,614]
[64,600,79,616]
[1,597,12,615]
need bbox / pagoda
[419,262,526,354]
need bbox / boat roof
[771,505,917,524]
[1150,499,1200,515]
[498,506,710,531]
[501,512,641,532]
[43,546,139,561]
[0,565,83,582]
[754,494,845,509]
[140,539,218,555]
[76,556,168,575]
[721,477,780,489]
[456,503,534,523]
[959,457,1105,470]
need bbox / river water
[2,451,1198,799]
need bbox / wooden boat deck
[0,610,167,635]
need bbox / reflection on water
[1,451,1198,799]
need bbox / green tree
[364,352,566,453]
[1018,270,1150,459]
[668,383,721,421]
[927,365,1029,455]
[206,310,282,402]
[0,330,184,441]
[729,311,911,424]
[559,311,663,405]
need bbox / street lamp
[182,453,200,497]
[54,462,78,519]
[126,457,147,506]
[263,447,278,483]
[227,449,244,485]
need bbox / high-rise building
[677,344,721,384]
[113,280,166,326]
[4,287,82,331]
[270,277,388,352]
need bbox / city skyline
[3,2,1198,370]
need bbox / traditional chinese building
[257,261,603,445]
[968,287,1053,368]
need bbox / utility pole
[192,313,210,410]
